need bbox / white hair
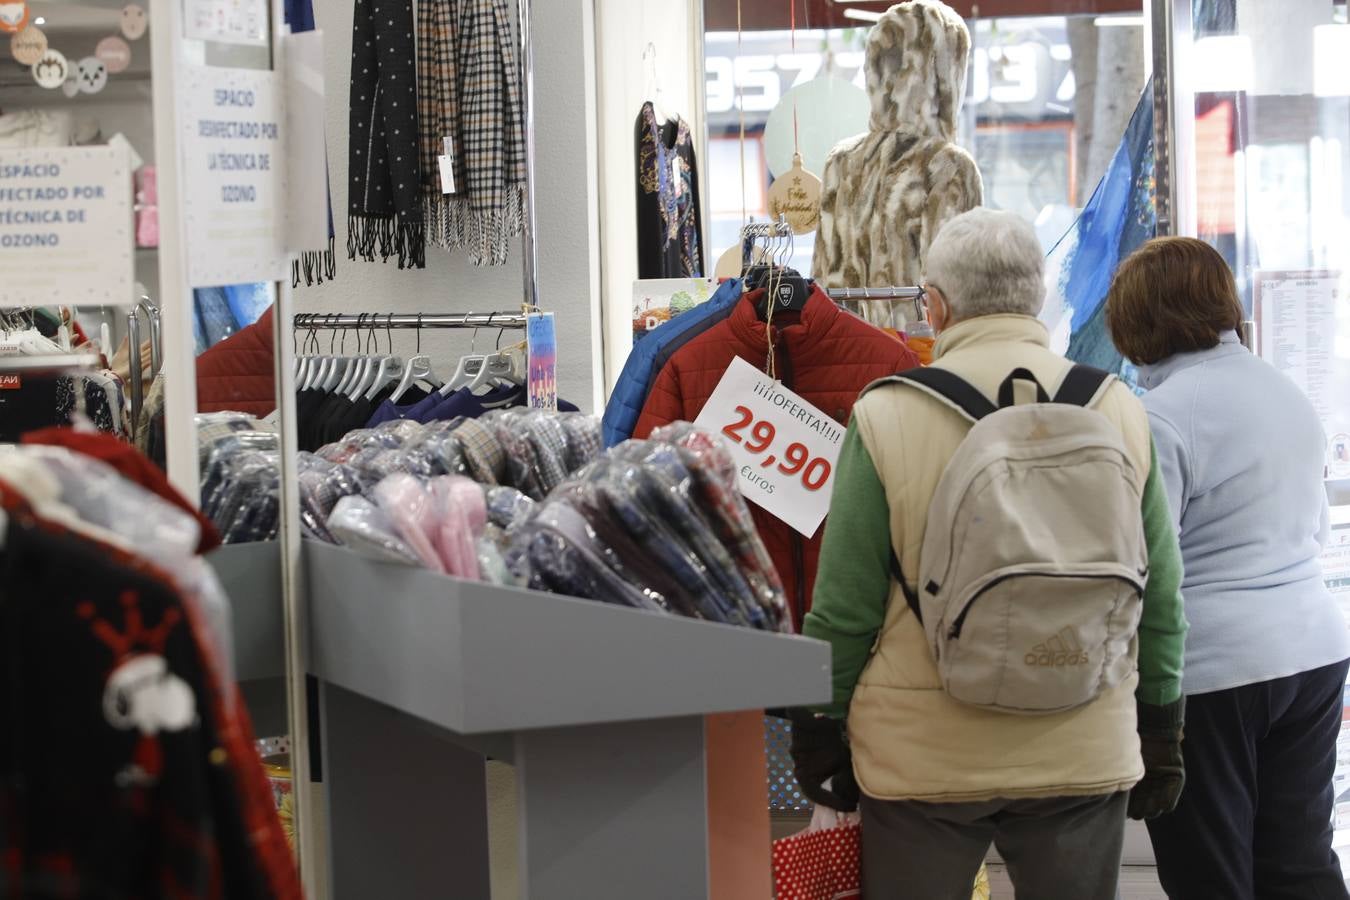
[924,208,1045,321]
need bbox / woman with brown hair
[1107,236,1350,899]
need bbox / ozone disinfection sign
[0,146,133,306]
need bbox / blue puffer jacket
[601,278,743,447]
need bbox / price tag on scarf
[439,136,457,194]
[694,356,845,537]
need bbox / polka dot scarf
[348,0,425,269]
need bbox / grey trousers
[860,791,1128,900]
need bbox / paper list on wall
[1258,271,1338,426]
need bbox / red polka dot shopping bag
[771,821,862,900]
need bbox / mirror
[0,0,304,893]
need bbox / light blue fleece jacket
[1139,331,1350,695]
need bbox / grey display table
[207,542,288,737]
[304,542,831,900]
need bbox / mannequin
[813,0,982,304]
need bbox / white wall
[593,0,703,396]
[302,0,602,411]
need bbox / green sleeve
[801,418,894,719]
[1136,438,1189,706]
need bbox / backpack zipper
[946,571,1145,640]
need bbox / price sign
[694,356,845,537]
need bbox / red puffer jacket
[196,306,276,417]
[633,285,919,631]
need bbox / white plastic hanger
[440,316,488,396]
[362,356,404,400]
[643,43,670,125]
[320,357,351,393]
[348,317,393,398]
[389,356,436,403]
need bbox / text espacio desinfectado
[0,163,106,249]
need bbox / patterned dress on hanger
[635,101,705,279]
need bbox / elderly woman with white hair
[793,208,1188,899]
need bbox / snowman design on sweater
[82,589,197,787]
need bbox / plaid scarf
[348,0,425,269]
[421,0,525,267]
[417,0,458,238]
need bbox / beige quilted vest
[847,315,1152,803]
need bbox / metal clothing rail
[293,312,530,330]
[825,286,923,301]
[827,286,925,324]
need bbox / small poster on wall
[527,311,557,412]
[0,145,133,306]
[184,0,267,46]
[180,63,289,287]
[632,277,716,344]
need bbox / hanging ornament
[61,71,79,97]
[120,4,147,40]
[95,35,131,73]
[76,56,108,94]
[31,47,68,89]
[762,0,822,236]
[9,22,44,64]
[0,0,28,34]
[767,152,822,235]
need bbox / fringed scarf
[286,0,336,286]
[417,0,458,241]
[421,0,526,267]
[348,0,425,269]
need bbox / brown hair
[1106,237,1245,366]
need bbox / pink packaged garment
[372,473,445,573]
[135,165,158,248]
[428,476,485,580]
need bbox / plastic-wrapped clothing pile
[199,410,787,632]
[505,422,791,633]
[199,409,603,584]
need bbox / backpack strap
[889,548,923,624]
[867,367,997,424]
[996,368,1051,407]
[1053,364,1115,408]
[866,368,991,626]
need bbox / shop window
[702,5,1146,277]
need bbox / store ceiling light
[1191,35,1254,93]
[842,8,884,22]
[1314,25,1350,97]
[33,16,44,24]
[1094,15,1144,27]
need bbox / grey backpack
[876,365,1148,715]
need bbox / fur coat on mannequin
[813,0,983,298]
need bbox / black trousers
[1147,659,1350,900]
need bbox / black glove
[789,710,860,813]
[1128,696,1186,821]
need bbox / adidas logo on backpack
[1025,629,1089,668]
[867,365,1148,716]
